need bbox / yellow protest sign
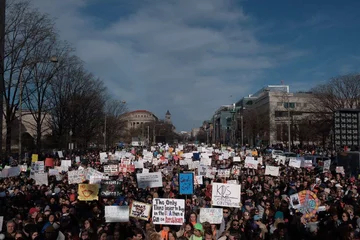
[78,184,99,201]
[32,154,38,162]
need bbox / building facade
[208,85,318,146]
[234,85,317,146]
[122,110,158,129]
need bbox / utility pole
[0,0,6,159]
[240,115,244,147]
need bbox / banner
[129,201,151,220]
[136,172,163,189]
[199,208,223,224]
[105,206,129,222]
[212,183,241,208]
[152,198,185,225]
[179,173,194,195]
[78,184,99,201]
[100,180,122,197]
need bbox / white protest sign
[288,158,301,168]
[199,208,223,224]
[58,151,64,158]
[105,206,129,222]
[244,157,258,169]
[323,160,331,172]
[104,165,118,175]
[34,172,48,186]
[136,172,163,189]
[129,201,152,220]
[265,166,279,176]
[233,156,241,162]
[212,183,241,208]
[68,170,85,184]
[0,216,3,232]
[152,198,185,225]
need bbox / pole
[241,115,244,147]
[0,0,5,159]
[19,68,23,159]
[152,125,155,145]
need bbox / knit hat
[194,223,204,233]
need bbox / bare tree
[104,99,128,149]
[312,74,360,112]
[3,0,55,154]
[22,38,71,153]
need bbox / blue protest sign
[179,172,194,195]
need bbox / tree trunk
[5,115,12,156]
[36,122,41,154]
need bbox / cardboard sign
[78,184,99,201]
[129,201,151,220]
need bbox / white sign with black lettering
[212,183,241,208]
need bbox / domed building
[122,110,158,129]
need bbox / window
[303,103,307,108]
[296,103,301,107]
[277,102,282,106]
[284,102,295,109]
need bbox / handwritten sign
[136,172,163,189]
[199,208,223,224]
[297,190,320,219]
[130,201,151,220]
[179,173,194,195]
[152,198,185,225]
[212,183,241,208]
[68,170,85,184]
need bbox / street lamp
[19,56,58,159]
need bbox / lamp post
[19,56,58,159]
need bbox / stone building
[122,110,158,129]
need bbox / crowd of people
[0,144,358,240]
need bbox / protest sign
[32,154,38,162]
[199,208,223,224]
[34,172,48,186]
[100,180,122,197]
[129,201,151,220]
[105,206,129,222]
[103,165,119,175]
[136,172,163,189]
[78,184,99,201]
[212,183,241,208]
[179,172,194,195]
[68,170,85,184]
[265,166,279,176]
[152,198,185,225]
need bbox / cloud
[30,0,306,130]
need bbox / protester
[0,145,358,240]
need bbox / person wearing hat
[189,223,203,240]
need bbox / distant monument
[165,110,171,124]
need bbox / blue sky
[32,0,360,131]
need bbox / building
[165,110,171,124]
[2,109,52,150]
[209,85,318,146]
[121,110,158,129]
[234,85,317,146]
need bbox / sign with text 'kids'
[211,183,241,208]
[152,198,185,225]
